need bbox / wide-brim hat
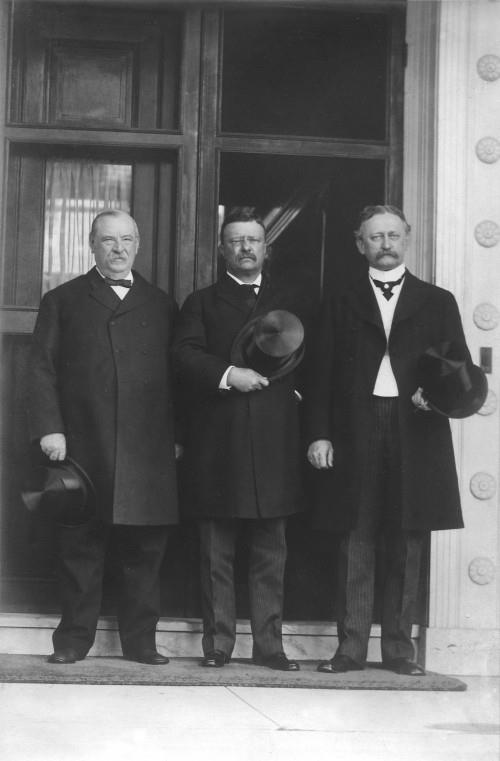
[22,456,95,524]
[231,310,305,381]
[417,342,488,418]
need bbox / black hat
[22,456,95,525]
[417,342,488,418]
[231,310,305,381]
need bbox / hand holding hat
[416,341,488,418]
[231,310,305,382]
[21,456,95,525]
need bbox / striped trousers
[335,397,425,665]
[199,517,287,659]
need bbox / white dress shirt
[369,264,406,397]
[96,268,133,300]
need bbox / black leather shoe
[317,654,364,673]
[254,652,300,671]
[384,658,425,676]
[126,649,170,665]
[47,648,83,664]
[201,650,229,668]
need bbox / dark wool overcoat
[28,267,179,526]
[173,273,307,520]
[304,271,468,533]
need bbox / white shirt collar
[226,271,262,287]
[369,264,406,283]
[96,267,133,284]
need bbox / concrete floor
[1,676,498,761]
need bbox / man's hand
[412,387,431,412]
[307,439,334,469]
[40,433,67,461]
[228,367,269,393]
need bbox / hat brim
[231,311,305,381]
[425,364,488,418]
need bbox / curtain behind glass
[43,161,132,294]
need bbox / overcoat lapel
[86,267,152,316]
[346,274,385,335]
[215,272,270,320]
[87,267,121,312]
[392,271,431,328]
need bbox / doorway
[1,1,414,623]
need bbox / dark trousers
[336,397,426,665]
[52,520,168,658]
[199,517,287,659]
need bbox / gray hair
[354,205,411,239]
[89,209,139,243]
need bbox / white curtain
[43,161,132,293]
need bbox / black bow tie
[104,277,132,288]
[371,272,405,300]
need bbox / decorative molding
[475,136,500,164]
[474,220,500,247]
[473,302,500,330]
[468,557,496,585]
[470,472,497,500]
[403,1,438,282]
[477,53,500,81]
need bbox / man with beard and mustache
[173,206,305,671]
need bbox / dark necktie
[371,272,405,300]
[104,277,132,288]
[240,284,259,308]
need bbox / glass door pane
[43,161,132,294]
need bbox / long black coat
[173,274,306,520]
[28,267,179,526]
[304,271,468,532]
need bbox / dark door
[1,1,414,623]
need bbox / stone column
[425,0,499,675]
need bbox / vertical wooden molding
[176,9,202,303]
[403,0,438,282]
[0,1,9,280]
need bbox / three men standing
[173,207,303,670]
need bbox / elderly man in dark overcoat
[305,205,475,676]
[28,209,179,665]
[173,206,305,671]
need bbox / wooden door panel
[10,4,182,131]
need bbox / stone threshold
[0,613,419,661]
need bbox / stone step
[0,613,420,661]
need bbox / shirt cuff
[219,366,234,390]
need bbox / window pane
[221,9,389,140]
[43,161,132,294]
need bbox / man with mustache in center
[173,206,305,671]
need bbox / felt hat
[416,342,488,418]
[231,310,305,381]
[22,456,95,524]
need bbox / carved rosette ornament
[475,137,500,164]
[474,220,500,248]
[470,472,497,500]
[473,303,500,330]
[477,54,500,82]
[477,389,497,416]
[468,557,496,585]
